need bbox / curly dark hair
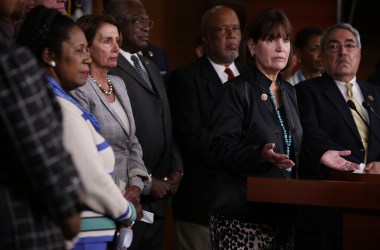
[16,6,77,63]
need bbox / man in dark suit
[104,1,183,249]
[167,6,244,250]
[295,23,380,249]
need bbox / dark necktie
[131,55,153,89]
[224,67,234,81]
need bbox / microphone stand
[347,100,380,143]
[362,101,380,120]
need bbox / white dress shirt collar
[207,57,240,84]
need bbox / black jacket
[109,54,183,217]
[209,68,303,223]
[168,56,245,225]
[296,73,380,178]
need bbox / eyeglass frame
[117,17,154,29]
[324,41,359,52]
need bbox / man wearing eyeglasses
[104,1,184,250]
[295,23,380,249]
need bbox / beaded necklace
[268,87,292,157]
[90,74,114,95]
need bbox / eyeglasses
[118,17,154,29]
[325,42,358,52]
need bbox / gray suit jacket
[70,75,150,192]
[109,54,183,217]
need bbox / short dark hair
[240,8,293,69]
[77,14,119,47]
[294,26,323,50]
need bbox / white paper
[353,163,365,174]
[140,210,154,224]
[115,210,154,249]
[116,227,133,249]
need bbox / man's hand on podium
[320,150,360,171]
[365,162,380,174]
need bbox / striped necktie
[131,55,153,89]
[346,82,369,161]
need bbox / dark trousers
[128,215,165,250]
[294,206,343,250]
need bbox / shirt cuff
[129,176,144,192]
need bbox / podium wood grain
[247,176,380,250]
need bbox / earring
[50,61,56,67]
[250,52,255,58]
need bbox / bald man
[168,6,245,250]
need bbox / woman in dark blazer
[209,9,303,249]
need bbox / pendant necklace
[268,86,292,157]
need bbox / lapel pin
[148,51,154,57]
[368,95,374,101]
[261,94,268,101]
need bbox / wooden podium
[247,175,380,250]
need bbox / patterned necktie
[131,55,153,89]
[346,82,369,160]
[224,67,234,81]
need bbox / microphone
[362,101,380,120]
[347,100,380,143]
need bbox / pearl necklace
[90,74,114,95]
[268,87,292,158]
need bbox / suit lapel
[88,77,131,136]
[113,79,135,136]
[359,81,380,158]
[199,57,223,100]
[117,54,156,94]
[321,76,362,142]
[138,55,159,96]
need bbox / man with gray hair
[295,23,380,249]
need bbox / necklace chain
[90,74,114,95]
[268,87,292,158]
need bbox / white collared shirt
[119,49,148,75]
[335,77,369,121]
[207,58,240,84]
